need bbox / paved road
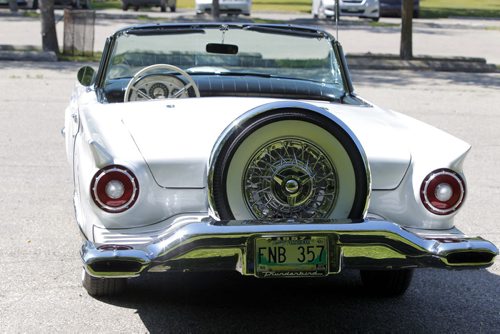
[0,61,498,332]
[1,9,500,64]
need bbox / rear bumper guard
[81,218,498,278]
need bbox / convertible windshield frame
[96,23,354,99]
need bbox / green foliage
[23,10,40,18]
[59,52,103,62]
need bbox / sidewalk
[0,8,499,71]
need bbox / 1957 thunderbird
[64,23,498,297]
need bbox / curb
[0,50,58,62]
[346,53,498,72]
[0,45,58,62]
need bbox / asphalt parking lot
[0,59,498,332]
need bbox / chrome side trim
[207,101,372,220]
[81,218,498,278]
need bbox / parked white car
[196,0,251,16]
[312,0,380,21]
[66,23,497,297]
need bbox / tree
[8,0,18,13]
[40,0,59,54]
[400,0,413,60]
[212,0,220,19]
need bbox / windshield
[104,25,345,95]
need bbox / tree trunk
[8,0,18,12]
[400,0,413,60]
[40,0,59,54]
[212,0,220,19]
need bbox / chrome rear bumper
[81,218,498,278]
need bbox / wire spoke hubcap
[243,137,338,219]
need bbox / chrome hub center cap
[243,137,339,219]
[285,179,299,194]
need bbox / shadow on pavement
[0,60,96,72]
[1,61,498,87]
[351,69,500,89]
[97,268,500,333]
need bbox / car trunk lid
[120,98,411,189]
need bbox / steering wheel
[124,64,200,102]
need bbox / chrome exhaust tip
[445,250,496,266]
[89,260,145,274]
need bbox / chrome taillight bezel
[90,165,139,213]
[420,169,465,216]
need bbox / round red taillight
[90,165,139,213]
[420,169,465,215]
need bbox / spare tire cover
[209,108,370,220]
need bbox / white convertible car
[65,23,497,297]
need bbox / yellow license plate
[255,236,328,277]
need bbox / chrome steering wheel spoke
[132,86,152,100]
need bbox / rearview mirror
[77,66,96,87]
[206,43,239,55]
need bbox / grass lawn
[90,0,500,18]
[421,0,500,18]
[252,0,310,13]
[91,0,311,12]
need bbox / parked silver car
[312,0,380,21]
[122,0,176,12]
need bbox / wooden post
[400,0,413,60]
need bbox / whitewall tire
[210,109,369,220]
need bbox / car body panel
[120,98,412,190]
[70,91,469,232]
